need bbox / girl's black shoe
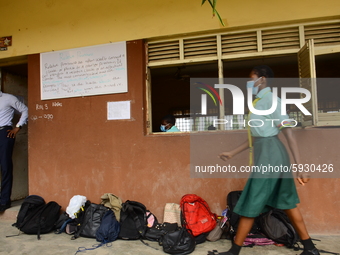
[300,248,320,255]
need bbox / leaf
[212,0,217,15]
[215,10,225,26]
[201,0,225,26]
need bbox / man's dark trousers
[0,128,15,206]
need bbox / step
[0,199,23,221]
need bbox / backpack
[161,227,196,255]
[13,195,45,229]
[226,191,259,234]
[259,208,299,249]
[72,203,109,239]
[163,203,182,227]
[118,200,147,240]
[18,201,61,239]
[96,209,120,243]
[144,222,179,242]
[180,194,217,237]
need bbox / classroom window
[147,20,340,133]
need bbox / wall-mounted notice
[40,42,127,100]
[107,101,131,120]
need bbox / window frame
[146,19,340,134]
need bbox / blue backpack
[96,209,120,243]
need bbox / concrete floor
[0,201,339,255]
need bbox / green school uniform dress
[233,87,300,218]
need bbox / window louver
[262,27,300,51]
[147,20,340,65]
[183,36,217,59]
[221,32,257,55]
[305,22,340,46]
[148,40,180,62]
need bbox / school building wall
[2,0,340,234]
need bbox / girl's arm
[282,127,308,185]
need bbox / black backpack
[13,195,46,229]
[72,203,109,239]
[161,227,196,255]
[259,208,299,249]
[119,200,147,240]
[226,191,259,234]
[17,200,61,239]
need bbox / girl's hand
[219,152,233,161]
[297,173,310,185]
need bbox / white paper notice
[107,101,131,120]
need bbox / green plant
[201,0,225,26]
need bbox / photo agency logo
[195,80,312,128]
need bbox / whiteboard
[40,42,127,100]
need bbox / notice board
[40,42,127,100]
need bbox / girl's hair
[252,65,274,78]
[162,114,176,125]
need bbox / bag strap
[126,204,146,237]
[37,203,51,240]
[140,239,159,250]
[14,203,30,228]
[318,250,340,255]
[55,218,74,234]
[74,242,112,255]
[72,205,92,240]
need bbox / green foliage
[201,0,225,26]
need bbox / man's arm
[7,98,28,138]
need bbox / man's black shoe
[0,204,11,212]
[300,248,320,255]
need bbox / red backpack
[180,194,217,236]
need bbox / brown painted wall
[27,40,340,234]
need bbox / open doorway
[0,63,28,201]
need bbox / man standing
[0,91,28,212]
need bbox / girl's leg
[285,207,319,254]
[284,207,309,240]
[207,216,255,255]
[233,216,255,246]
[224,216,255,255]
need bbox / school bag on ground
[180,194,217,237]
[226,190,259,235]
[206,218,229,242]
[144,222,179,242]
[72,203,109,239]
[258,208,299,249]
[13,198,61,239]
[12,195,45,230]
[96,209,120,243]
[161,227,196,255]
[119,200,148,240]
[163,203,182,227]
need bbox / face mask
[246,77,262,95]
[160,124,167,132]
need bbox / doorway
[0,63,28,201]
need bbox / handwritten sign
[30,101,63,122]
[40,42,127,100]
